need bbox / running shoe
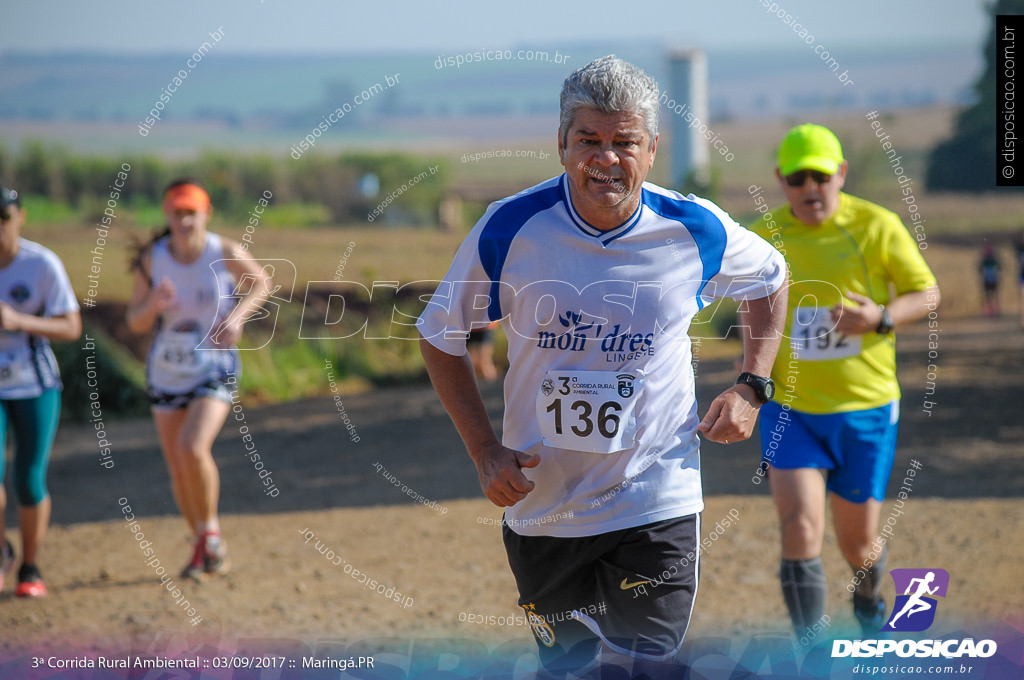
[15,563,46,598]
[202,532,230,577]
[0,540,15,592]
[181,535,206,581]
[853,593,887,635]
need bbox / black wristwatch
[876,305,894,335]
[736,372,775,404]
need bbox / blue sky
[2,0,987,55]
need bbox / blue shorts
[758,400,899,503]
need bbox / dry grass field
[2,108,1023,678]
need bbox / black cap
[0,186,20,208]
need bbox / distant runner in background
[750,124,940,643]
[979,242,1001,317]
[0,185,81,598]
[126,179,270,581]
[466,321,500,381]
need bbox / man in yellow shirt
[749,124,939,643]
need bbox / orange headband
[163,184,212,214]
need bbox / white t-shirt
[418,174,786,537]
[0,239,79,399]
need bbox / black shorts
[502,513,700,672]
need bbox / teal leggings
[0,389,61,506]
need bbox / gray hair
[559,55,660,150]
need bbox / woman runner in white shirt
[127,179,270,581]
[0,185,81,598]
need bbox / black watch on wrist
[876,305,894,335]
[735,372,775,404]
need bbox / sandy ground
[0,316,1021,676]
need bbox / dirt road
[0,316,1021,677]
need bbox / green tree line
[928,0,1024,191]
[0,141,448,225]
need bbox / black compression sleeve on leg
[780,558,827,637]
[854,544,888,600]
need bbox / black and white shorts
[147,374,235,411]
[503,513,700,670]
[148,350,240,412]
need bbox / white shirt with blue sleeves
[419,174,786,537]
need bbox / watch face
[738,373,775,403]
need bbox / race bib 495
[153,331,211,378]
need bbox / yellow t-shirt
[749,192,936,414]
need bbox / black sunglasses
[784,170,832,187]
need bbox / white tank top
[146,232,238,393]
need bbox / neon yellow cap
[778,124,844,176]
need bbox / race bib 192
[536,370,644,454]
[790,306,862,361]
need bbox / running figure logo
[882,568,949,632]
[204,259,296,350]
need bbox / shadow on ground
[34,317,1023,527]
